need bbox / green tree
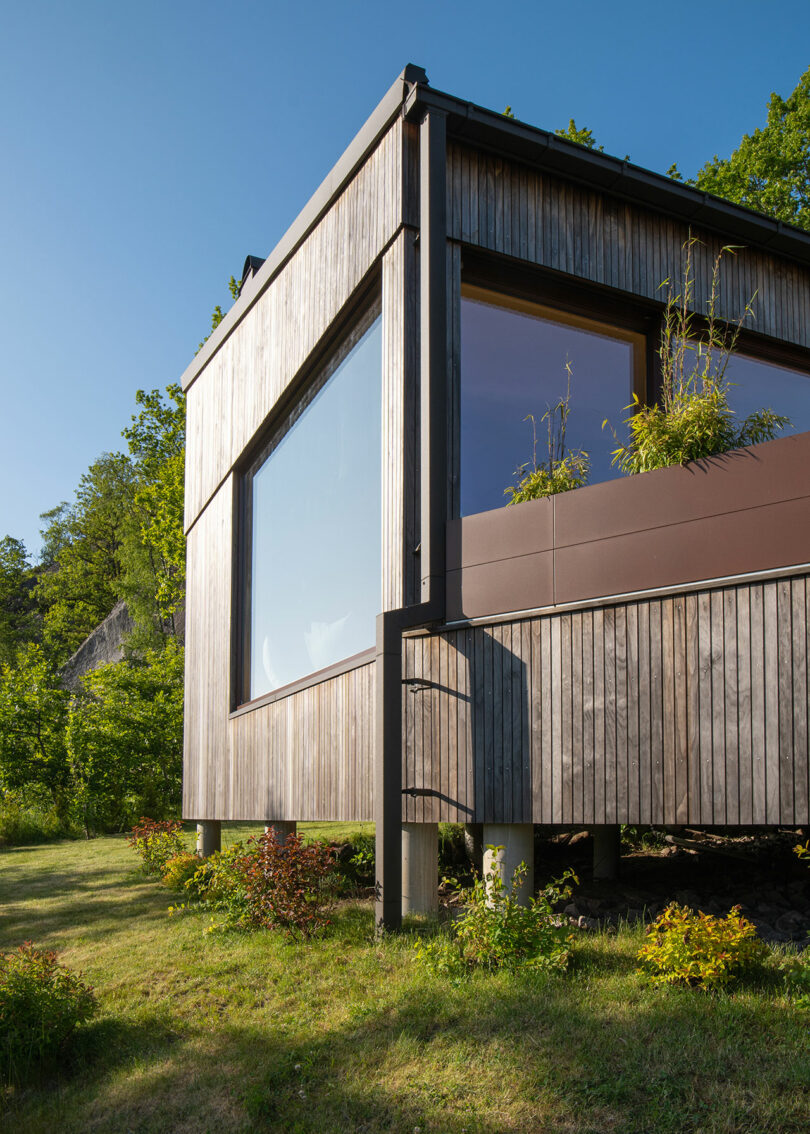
[0,644,71,816]
[119,384,186,641]
[36,453,136,663]
[66,641,185,833]
[670,67,810,232]
[0,537,38,666]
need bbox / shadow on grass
[4,950,809,1134]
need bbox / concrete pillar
[592,825,621,880]
[196,820,221,858]
[483,824,534,906]
[264,820,296,844]
[401,822,439,917]
[464,823,484,873]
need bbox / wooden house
[181,66,810,929]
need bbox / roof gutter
[182,66,810,393]
[404,84,810,267]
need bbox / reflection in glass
[460,290,640,516]
[724,352,810,438]
[249,316,381,699]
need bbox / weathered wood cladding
[182,478,375,822]
[382,229,420,611]
[185,118,407,533]
[402,575,810,827]
[446,141,810,349]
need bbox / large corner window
[460,284,645,516]
[724,351,810,437]
[244,310,382,701]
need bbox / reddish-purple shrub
[235,830,335,936]
[127,817,185,876]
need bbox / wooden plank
[750,585,767,824]
[763,583,781,823]
[778,579,795,822]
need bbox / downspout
[375,104,448,932]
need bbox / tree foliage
[675,67,810,233]
[119,385,186,640]
[36,453,135,663]
[0,537,38,667]
[555,118,603,151]
[66,642,185,834]
[0,644,71,815]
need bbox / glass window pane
[724,352,810,438]
[249,316,381,699]
[461,290,640,516]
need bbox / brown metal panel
[555,434,810,549]
[446,551,554,622]
[555,496,810,607]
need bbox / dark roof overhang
[181,65,810,392]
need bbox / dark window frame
[232,283,382,713]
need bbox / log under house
[182,66,810,929]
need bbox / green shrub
[0,942,97,1086]
[127,817,185,876]
[416,858,576,975]
[0,791,77,846]
[778,953,810,1009]
[180,841,251,927]
[611,238,788,474]
[637,902,768,989]
[161,852,201,891]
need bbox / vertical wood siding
[446,142,810,350]
[402,575,810,826]
[185,118,405,532]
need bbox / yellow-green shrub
[637,902,768,989]
[161,852,201,891]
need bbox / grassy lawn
[1,832,808,1134]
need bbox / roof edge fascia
[181,69,810,393]
[408,85,810,267]
[180,63,427,392]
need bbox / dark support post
[375,104,448,933]
[592,825,621,880]
[375,610,404,931]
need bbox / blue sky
[2,0,809,556]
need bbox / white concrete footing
[483,824,534,905]
[264,820,297,844]
[196,820,221,858]
[401,822,439,916]
[592,825,621,880]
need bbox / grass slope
[1,832,808,1133]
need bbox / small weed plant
[127,817,186,876]
[0,943,97,1087]
[637,902,768,990]
[610,237,788,474]
[416,857,576,976]
[505,363,589,504]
